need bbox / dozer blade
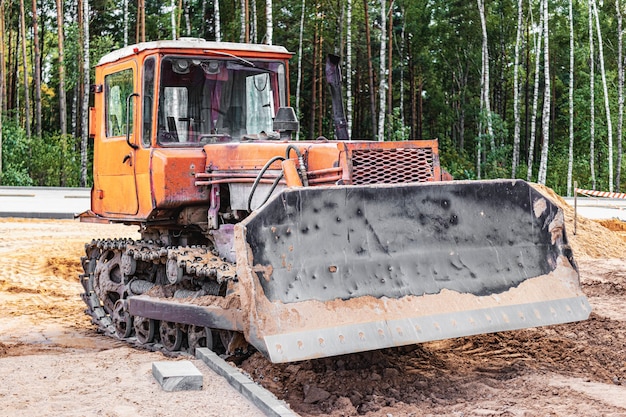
[235,179,590,363]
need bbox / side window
[105,69,134,137]
[161,87,189,142]
[246,73,273,134]
[142,58,155,146]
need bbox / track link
[80,238,243,356]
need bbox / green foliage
[1,118,84,187]
[1,118,33,186]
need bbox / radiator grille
[351,147,435,185]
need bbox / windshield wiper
[203,50,256,67]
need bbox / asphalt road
[0,186,90,219]
[0,186,625,221]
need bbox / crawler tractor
[80,39,590,363]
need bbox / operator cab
[156,56,288,146]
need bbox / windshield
[157,56,286,146]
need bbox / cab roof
[97,38,293,66]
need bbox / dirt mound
[532,184,626,259]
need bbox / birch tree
[346,0,353,138]
[251,0,257,43]
[240,0,246,42]
[512,0,524,178]
[378,0,386,142]
[618,0,624,191]
[295,0,305,140]
[589,0,596,189]
[215,0,221,42]
[171,0,176,39]
[537,0,551,185]
[19,0,30,139]
[123,0,128,46]
[266,0,273,45]
[0,0,3,177]
[527,0,544,182]
[56,0,67,136]
[32,0,42,136]
[477,0,494,151]
[363,0,376,136]
[80,0,90,186]
[592,0,614,191]
[567,0,575,196]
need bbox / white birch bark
[589,0,596,189]
[512,0,523,178]
[123,0,128,46]
[171,0,176,39]
[378,0,386,142]
[81,0,90,186]
[18,0,30,139]
[266,0,273,45]
[215,0,221,42]
[240,0,245,42]
[251,0,257,43]
[592,0,614,191]
[477,0,494,150]
[0,0,3,175]
[618,0,624,191]
[567,0,575,196]
[56,0,67,136]
[347,0,353,139]
[537,0,550,185]
[295,0,305,140]
[527,0,543,182]
[185,0,191,36]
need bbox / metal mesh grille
[351,147,435,185]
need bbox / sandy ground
[0,189,625,416]
[0,220,265,417]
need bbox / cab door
[93,63,139,216]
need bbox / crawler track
[80,238,245,356]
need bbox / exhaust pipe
[325,54,350,141]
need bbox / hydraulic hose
[247,155,285,212]
[285,145,309,187]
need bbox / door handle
[123,154,132,166]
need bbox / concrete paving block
[196,348,299,417]
[152,360,203,392]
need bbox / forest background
[0,0,624,196]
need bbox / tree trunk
[526,0,543,182]
[589,0,596,190]
[387,2,393,140]
[537,0,550,185]
[310,26,318,139]
[251,0,257,43]
[171,0,176,39]
[346,0,353,139]
[477,0,494,150]
[81,0,90,187]
[363,0,377,137]
[18,0,30,139]
[567,0,575,196]
[240,0,246,42]
[56,0,67,136]
[266,0,273,45]
[295,0,305,140]
[123,0,128,46]
[214,0,221,42]
[618,0,624,192]
[512,0,523,178]
[0,0,4,177]
[32,0,42,136]
[378,0,386,142]
[592,0,614,191]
